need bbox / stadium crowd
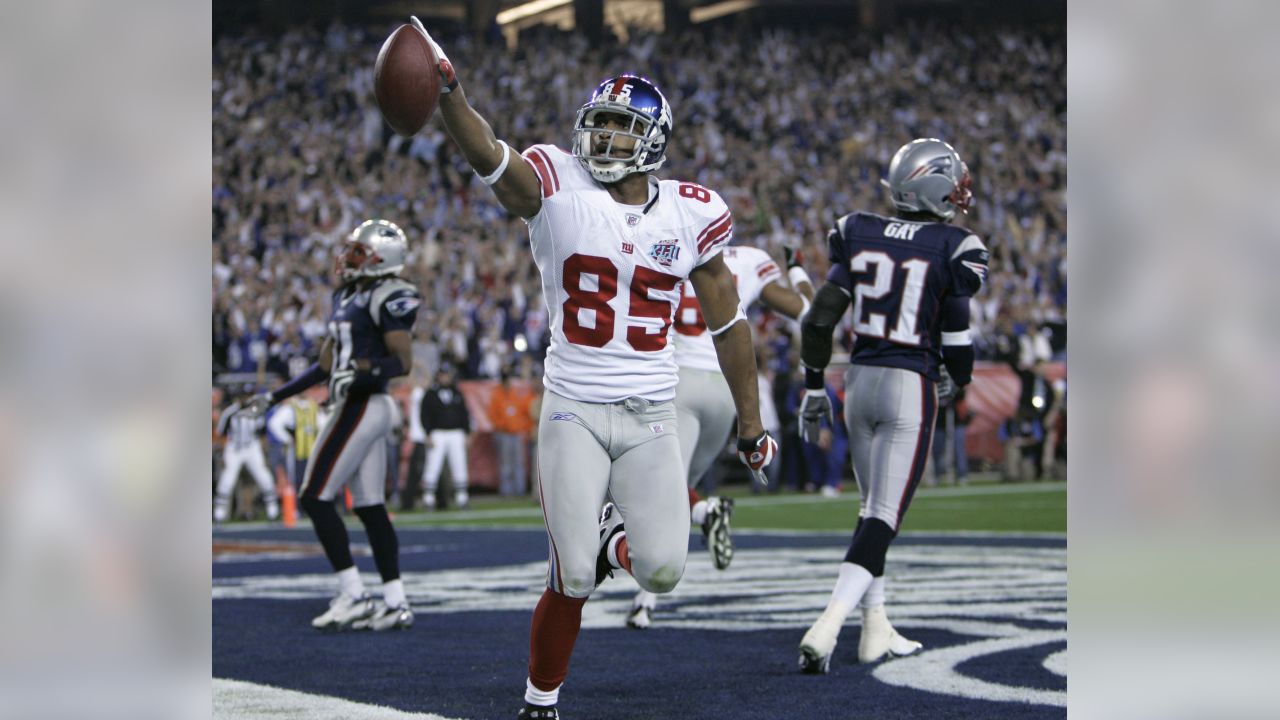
[212,19,1066,385]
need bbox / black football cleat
[517,702,559,719]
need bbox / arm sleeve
[800,283,853,383]
[939,296,975,386]
[216,403,239,437]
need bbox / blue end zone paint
[214,527,1065,720]
[955,640,1068,692]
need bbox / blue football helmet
[572,75,673,183]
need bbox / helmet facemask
[572,76,672,184]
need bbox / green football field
[394,473,1066,534]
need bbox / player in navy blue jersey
[796,139,989,673]
[242,219,422,632]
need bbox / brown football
[374,24,441,137]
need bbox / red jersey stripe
[696,211,730,245]
[532,148,560,194]
[526,151,553,198]
[698,218,733,254]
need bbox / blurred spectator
[403,370,429,511]
[1000,406,1045,483]
[213,19,1065,386]
[489,365,535,497]
[801,383,848,497]
[931,387,973,486]
[420,364,471,510]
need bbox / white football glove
[409,16,458,93]
[798,389,832,444]
[239,393,272,419]
[937,366,957,404]
[329,368,355,405]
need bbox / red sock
[528,589,587,691]
[688,487,701,508]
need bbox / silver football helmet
[884,138,973,221]
[336,219,407,281]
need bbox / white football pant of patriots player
[625,244,816,630]
[241,218,423,634]
[796,138,990,674]
[410,17,778,720]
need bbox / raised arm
[411,17,542,219]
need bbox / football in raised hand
[374,24,441,137]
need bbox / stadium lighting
[496,0,574,26]
[691,0,759,24]
[514,334,529,353]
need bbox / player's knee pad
[636,564,683,594]
[558,571,596,599]
[844,517,896,577]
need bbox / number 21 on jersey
[849,251,929,345]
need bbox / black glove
[783,245,805,270]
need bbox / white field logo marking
[215,539,1065,707]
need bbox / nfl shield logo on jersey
[649,239,680,267]
[626,213,641,227]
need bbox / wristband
[478,141,511,185]
[788,266,812,289]
[708,308,747,337]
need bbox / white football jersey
[521,144,734,403]
[672,245,782,372]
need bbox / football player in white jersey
[624,244,815,629]
[411,18,778,720]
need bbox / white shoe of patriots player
[311,592,376,631]
[351,600,414,631]
[857,605,922,663]
[798,611,844,674]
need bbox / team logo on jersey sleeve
[648,239,681,267]
[385,296,421,317]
